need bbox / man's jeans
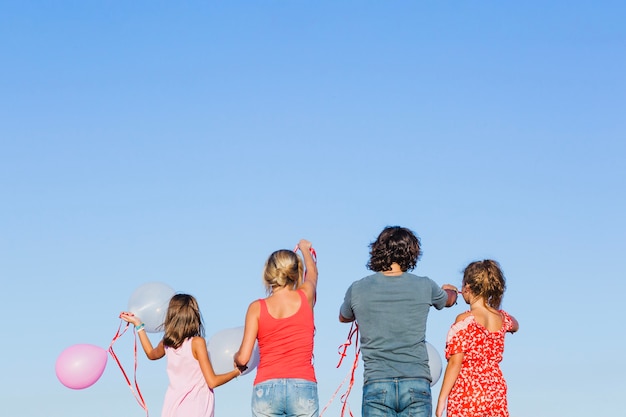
[362,377,432,417]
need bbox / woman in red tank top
[235,239,319,417]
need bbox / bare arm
[137,330,165,360]
[339,284,354,323]
[119,312,165,360]
[442,284,459,307]
[192,337,240,389]
[234,300,260,369]
[436,352,463,417]
[339,313,354,323]
[297,239,318,307]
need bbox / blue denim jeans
[362,378,432,417]
[252,378,319,417]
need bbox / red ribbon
[320,322,360,417]
[108,320,149,416]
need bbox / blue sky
[1,2,624,416]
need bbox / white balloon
[207,326,259,376]
[127,282,175,333]
[426,341,443,386]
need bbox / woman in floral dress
[436,260,519,417]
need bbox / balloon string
[320,322,360,417]
[108,320,149,416]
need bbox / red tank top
[254,289,316,384]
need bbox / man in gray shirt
[339,226,458,417]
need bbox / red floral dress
[444,310,514,417]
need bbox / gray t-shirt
[340,272,447,383]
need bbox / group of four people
[121,225,518,417]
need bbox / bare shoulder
[299,281,317,306]
[454,311,472,324]
[191,336,208,360]
[505,311,520,333]
[192,336,207,349]
[245,299,261,318]
[248,299,261,311]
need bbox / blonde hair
[162,294,204,349]
[263,249,304,294]
[463,259,507,309]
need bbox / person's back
[119,294,241,417]
[346,271,447,382]
[472,306,503,332]
[235,240,319,417]
[339,226,458,417]
[162,337,214,417]
[254,289,316,384]
[442,310,515,417]
[436,259,519,417]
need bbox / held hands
[235,361,248,374]
[233,353,248,374]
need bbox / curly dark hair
[367,226,422,272]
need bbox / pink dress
[161,337,215,417]
[444,311,515,417]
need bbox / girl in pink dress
[436,260,519,417]
[120,294,241,417]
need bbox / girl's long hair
[162,294,204,349]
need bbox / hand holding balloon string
[120,312,145,330]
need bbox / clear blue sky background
[2,2,624,416]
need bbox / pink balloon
[55,344,108,389]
